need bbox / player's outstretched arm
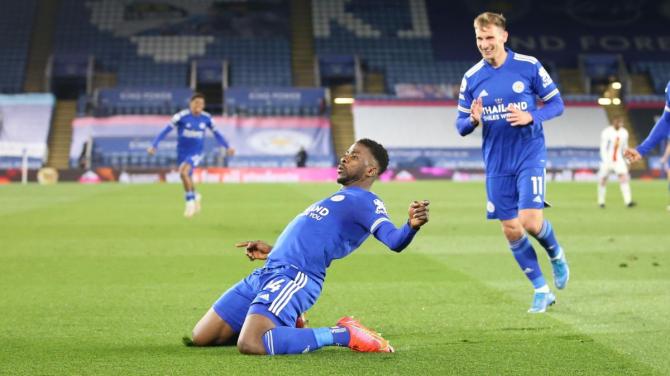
[635,111,670,157]
[235,240,273,261]
[148,125,173,154]
[373,200,429,252]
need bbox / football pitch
[1,181,668,375]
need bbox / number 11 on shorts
[531,176,544,195]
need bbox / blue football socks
[533,220,561,259]
[509,234,547,289]
[262,326,350,355]
[185,191,195,202]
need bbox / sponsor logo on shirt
[182,129,204,138]
[482,101,529,122]
[302,204,330,221]
[373,199,387,215]
[539,67,553,88]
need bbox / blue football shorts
[177,153,203,174]
[485,167,546,220]
[212,264,321,332]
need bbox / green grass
[1,181,668,375]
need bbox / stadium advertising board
[71,115,334,167]
[225,87,327,110]
[96,88,193,110]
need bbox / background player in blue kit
[147,93,235,218]
[186,139,430,355]
[625,81,670,209]
[455,12,568,313]
[625,81,670,161]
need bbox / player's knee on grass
[191,308,236,346]
[191,327,219,347]
[236,333,268,355]
[237,314,275,355]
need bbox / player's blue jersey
[171,110,216,156]
[666,81,670,113]
[458,49,560,177]
[264,186,391,283]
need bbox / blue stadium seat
[313,0,475,93]
[55,0,292,98]
[0,0,37,92]
[632,61,670,94]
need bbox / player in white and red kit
[597,116,635,208]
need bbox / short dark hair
[190,92,205,102]
[357,138,389,175]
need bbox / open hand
[507,104,533,126]
[470,98,483,126]
[235,240,273,261]
[147,147,156,156]
[408,200,430,230]
[225,147,236,156]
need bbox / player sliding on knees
[455,12,568,313]
[147,93,235,218]
[186,139,429,355]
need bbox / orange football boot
[336,316,394,353]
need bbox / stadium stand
[0,0,37,93]
[313,0,462,91]
[631,62,670,94]
[626,95,667,156]
[54,0,292,88]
